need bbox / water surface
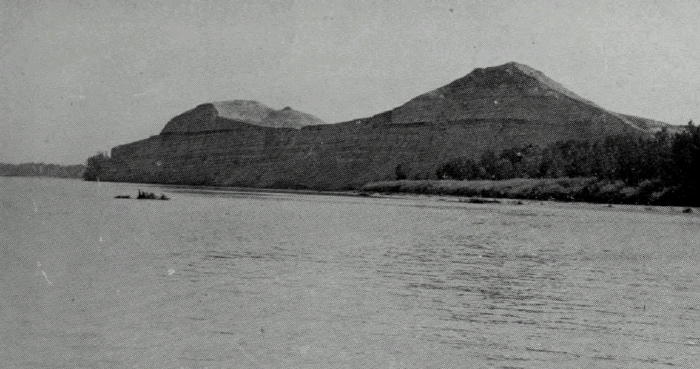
[1,177,698,368]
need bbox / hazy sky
[1,0,699,164]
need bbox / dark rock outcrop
[100,62,672,189]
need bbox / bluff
[100,62,671,189]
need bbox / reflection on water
[1,177,699,368]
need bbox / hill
[94,62,672,189]
[161,100,326,134]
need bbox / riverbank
[17,175,686,216]
[132,178,698,216]
[361,177,696,207]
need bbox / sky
[1,0,699,164]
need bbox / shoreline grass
[361,177,687,206]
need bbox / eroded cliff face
[102,118,641,189]
[101,62,668,189]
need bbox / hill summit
[363,62,669,132]
[161,100,326,134]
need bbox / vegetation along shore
[367,123,700,207]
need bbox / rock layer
[101,62,670,189]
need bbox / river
[1,177,698,368]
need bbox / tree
[436,157,480,180]
[83,152,110,181]
[479,150,499,179]
[667,121,700,204]
[395,163,408,180]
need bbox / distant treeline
[0,162,85,178]
[422,122,700,206]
